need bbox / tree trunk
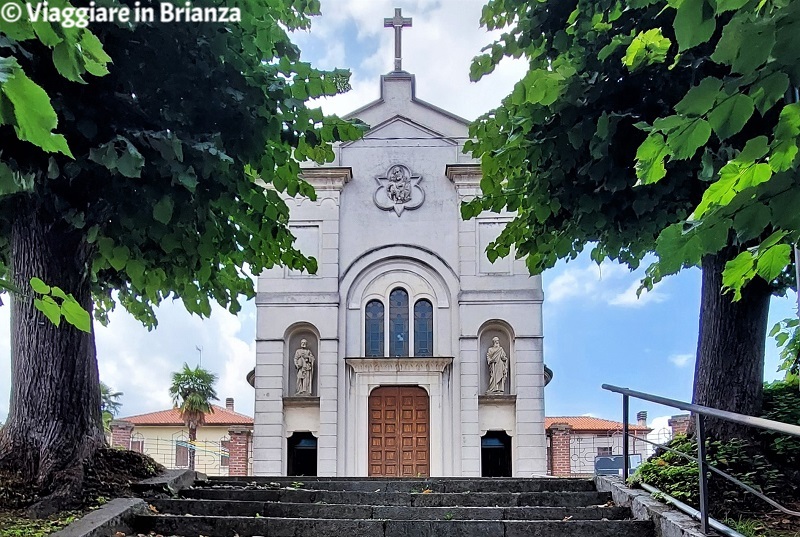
[0,198,104,515]
[693,249,772,440]
[189,427,196,471]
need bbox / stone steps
[205,477,598,493]
[181,487,613,507]
[149,498,632,520]
[133,477,655,537]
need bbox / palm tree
[169,363,218,470]
[100,382,123,432]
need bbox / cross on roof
[384,8,412,72]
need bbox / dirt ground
[0,448,163,537]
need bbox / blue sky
[0,0,797,436]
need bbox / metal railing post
[623,394,630,479]
[696,413,710,534]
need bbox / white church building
[250,9,549,478]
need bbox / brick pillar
[668,414,691,436]
[110,420,134,449]
[549,424,572,476]
[228,426,252,476]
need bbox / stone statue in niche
[294,339,315,396]
[486,337,508,394]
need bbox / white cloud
[545,260,668,309]
[94,300,257,419]
[647,415,673,446]
[608,280,668,308]
[294,0,527,121]
[669,353,694,368]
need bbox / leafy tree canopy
[465,0,799,300]
[0,0,365,328]
[169,363,218,430]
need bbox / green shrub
[760,378,800,468]
[630,435,792,518]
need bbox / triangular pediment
[341,115,458,149]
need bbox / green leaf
[623,29,671,71]
[711,15,775,74]
[770,140,798,172]
[750,72,790,115]
[635,132,670,184]
[715,0,749,12]
[62,296,92,333]
[732,203,770,242]
[708,94,754,140]
[153,196,174,224]
[673,0,716,51]
[52,41,85,83]
[667,118,711,159]
[738,136,769,163]
[675,77,722,116]
[34,296,61,327]
[109,245,130,271]
[1,68,72,156]
[30,277,51,294]
[756,244,791,282]
[722,251,756,299]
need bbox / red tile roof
[120,405,253,426]
[546,416,651,432]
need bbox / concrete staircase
[133,476,654,536]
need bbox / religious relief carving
[293,339,315,396]
[486,337,509,394]
[374,164,424,215]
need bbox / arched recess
[478,320,515,395]
[284,322,320,396]
[342,246,457,358]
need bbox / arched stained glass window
[365,300,385,357]
[389,288,409,357]
[414,299,433,357]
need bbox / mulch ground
[0,448,164,537]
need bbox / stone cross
[384,8,412,72]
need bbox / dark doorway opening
[287,432,317,476]
[481,431,512,477]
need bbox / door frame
[344,357,453,476]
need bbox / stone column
[549,424,572,476]
[228,426,252,476]
[110,420,134,449]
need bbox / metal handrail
[602,384,800,535]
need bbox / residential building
[110,397,252,476]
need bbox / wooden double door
[368,386,429,477]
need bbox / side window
[413,299,433,357]
[597,446,613,457]
[130,433,144,453]
[389,288,409,357]
[365,300,385,357]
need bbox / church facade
[251,14,548,477]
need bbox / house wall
[127,425,236,476]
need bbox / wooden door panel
[368,386,429,477]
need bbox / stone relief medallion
[374,164,424,215]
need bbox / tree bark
[0,198,105,515]
[693,249,772,440]
[189,426,196,471]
